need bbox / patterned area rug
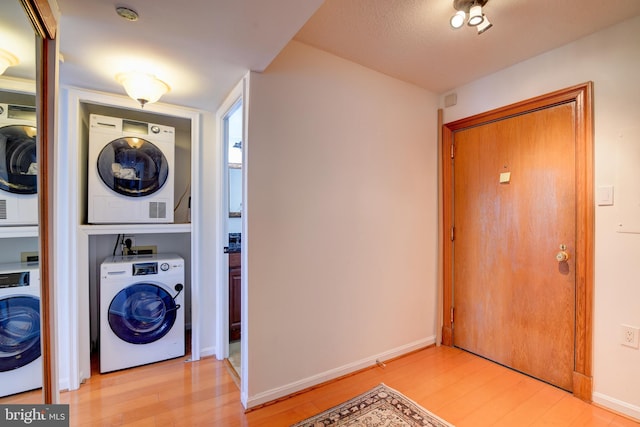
[291,383,454,427]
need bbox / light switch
[597,185,614,206]
[499,172,511,184]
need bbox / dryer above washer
[87,114,175,224]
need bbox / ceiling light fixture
[450,0,492,34]
[116,72,170,108]
[116,6,139,22]
[450,10,466,29]
[476,15,493,34]
[0,48,19,75]
[467,4,484,26]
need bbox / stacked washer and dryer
[88,114,185,373]
[0,103,42,397]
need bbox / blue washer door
[108,283,178,344]
[0,296,41,372]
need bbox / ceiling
[0,1,37,80]
[4,0,640,111]
[295,0,640,95]
[53,0,324,110]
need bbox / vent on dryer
[149,201,167,219]
[0,200,6,220]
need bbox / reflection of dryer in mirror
[88,114,175,223]
[0,103,37,226]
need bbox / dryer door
[0,125,38,195]
[0,296,41,371]
[96,137,169,197]
[108,283,178,344]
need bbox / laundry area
[0,68,201,404]
[0,96,193,394]
[79,103,193,378]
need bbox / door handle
[556,244,569,262]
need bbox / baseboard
[58,377,70,393]
[199,345,216,358]
[245,336,436,409]
[58,367,89,393]
[593,392,640,421]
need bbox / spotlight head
[477,15,492,34]
[468,4,484,26]
[450,10,466,29]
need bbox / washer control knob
[160,262,170,271]
[150,125,161,134]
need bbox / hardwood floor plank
[491,384,569,426]
[530,393,591,426]
[567,404,617,427]
[18,346,631,426]
[610,415,640,426]
[458,376,546,426]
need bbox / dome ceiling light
[450,0,492,34]
[0,48,19,75]
[113,6,171,108]
[116,72,170,108]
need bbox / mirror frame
[20,0,58,404]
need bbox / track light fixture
[450,0,492,34]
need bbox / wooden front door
[441,84,594,398]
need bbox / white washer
[0,103,38,226]
[88,114,175,224]
[100,254,185,373]
[0,261,41,397]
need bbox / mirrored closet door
[0,0,54,404]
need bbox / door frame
[215,83,242,360]
[215,73,249,407]
[441,82,594,401]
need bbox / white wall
[199,110,218,358]
[441,16,640,420]
[245,41,439,406]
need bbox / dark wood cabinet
[229,252,241,341]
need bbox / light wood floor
[6,345,640,426]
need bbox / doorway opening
[224,99,243,379]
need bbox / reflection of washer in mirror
[0,103,38,226]
[0,262,42,397]
[97,137,169,197]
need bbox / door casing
[441,82,594,401]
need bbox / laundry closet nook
[56,88,203,389]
